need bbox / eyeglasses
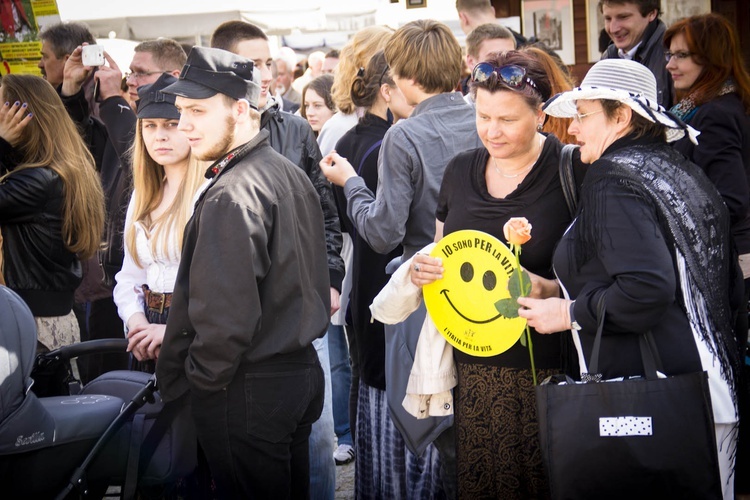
[664,51,692,63]
[471,63,539,91]
[124,70,162,82]
[572,109,602,123]
[378,65,390,86]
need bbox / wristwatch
[569,301,582,331]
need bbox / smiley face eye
[483,270,497,291]
[460,262,474,282]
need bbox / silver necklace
[492,134,544,179]
[493,161,533,178]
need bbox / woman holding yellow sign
[410,50,582,499]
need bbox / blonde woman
[0,74,104,352]
[317,24,394,156]
[113,74,208,365]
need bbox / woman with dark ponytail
[324,50,431,498]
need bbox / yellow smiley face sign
[423,229,526,356]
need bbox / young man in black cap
[210,22,344,495]
[156,46,328,499]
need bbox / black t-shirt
[436,134,573,368]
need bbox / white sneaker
[333,443,355,465]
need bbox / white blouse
[113,181,209,325]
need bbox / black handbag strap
[136,396,185,476]
[123,413,146,500]
[559,144,579,218]
[584,294,608,381]
[638,331,665,380]
[585,293,663,381]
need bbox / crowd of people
[0,0,749,498]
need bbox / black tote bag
[535,298,722,500]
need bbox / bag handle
[357,140,383,175]
[351,139,383,242]
[638,331,664,380]
[558,144,579,218]
[585,293,662,381]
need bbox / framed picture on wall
[522,0,575,65]
[406,0,427,9]
[660,0,711,27]
[587,0,606,62]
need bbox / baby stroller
[0,286,196,499]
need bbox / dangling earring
[537,123,543,132]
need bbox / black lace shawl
[574,136,740,402]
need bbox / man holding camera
[37,22,127,382]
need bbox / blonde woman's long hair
[331,25,394,114]
[0,75,104,260]
[126,120,204,268]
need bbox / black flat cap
[161,46,261,109]
[136,73,180,120]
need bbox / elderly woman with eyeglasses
[409,50,581,500]
[518,58,740,499]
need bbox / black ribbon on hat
[142,88,172,104]
[179,64,254,102]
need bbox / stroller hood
[0,285,38,422]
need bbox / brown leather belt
[142,285,172,314]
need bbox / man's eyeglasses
[471,63,539,91]
[572,109,603,123]
[124,70,162,82]
[664,51,691,63]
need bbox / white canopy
[57,0,380,40]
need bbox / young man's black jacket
[261,100,344,291]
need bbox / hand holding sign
[423,229,526,357]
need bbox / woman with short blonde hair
[331,25,394,115]
[317,25,394,156]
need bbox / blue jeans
[309,335,335,499]
[328,323,353,447]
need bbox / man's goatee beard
[196,116,236,162]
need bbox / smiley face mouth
[440,289,504,324]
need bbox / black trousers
[344,324,359,445]
[74,296,128,384]
[190,345,324,500]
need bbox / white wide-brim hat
[543,59,699,144]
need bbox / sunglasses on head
[471,63,539,91]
